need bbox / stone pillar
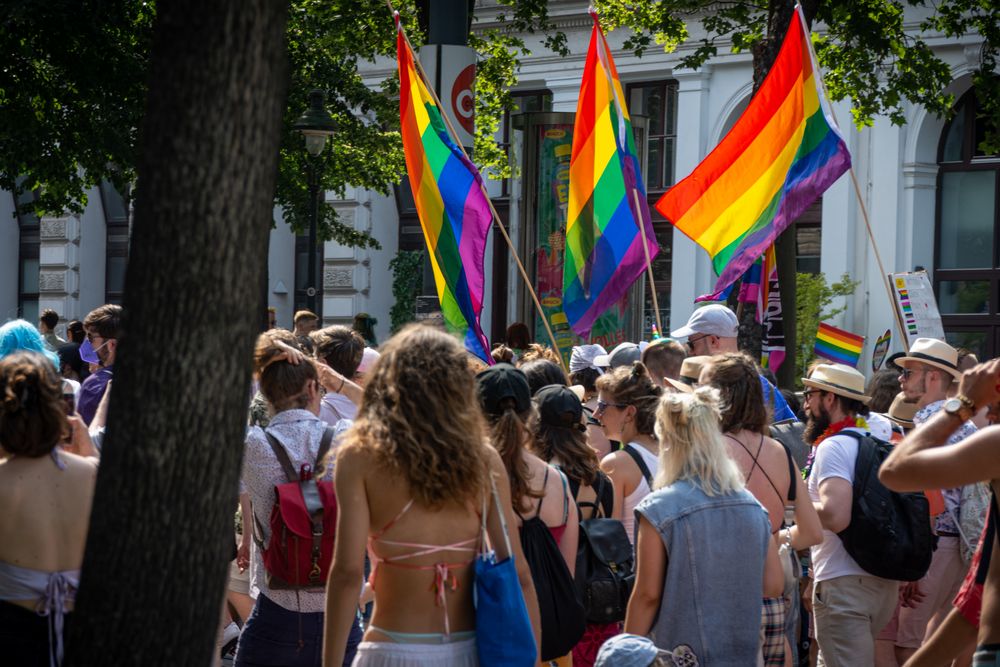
[669,67,714,332]
[321,187,372,326]
[38,214,81,327]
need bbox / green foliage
[389,249,423,332]
[795,272,860,387]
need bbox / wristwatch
[943,394,975,422]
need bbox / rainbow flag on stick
[655,7,850,296]
[564,11,658,337]
[396,18,492,362]
[815,322,864,367]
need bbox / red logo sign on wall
[451,64,476,136]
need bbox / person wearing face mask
[77,304,123,425]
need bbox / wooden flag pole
[392,7,566,368]
[795,4,908,345]
[633,188,663,336]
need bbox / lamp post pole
[306,159,320,315]
[293,89,337,320]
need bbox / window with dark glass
[627,81,679,336]
[14,180,40,323]
[101,180,131,304]
[934,89,1000,359]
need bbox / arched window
[935,89,1000,359]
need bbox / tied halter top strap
[367,499,480,637]
[0,560,79,667]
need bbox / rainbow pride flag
[396,20,492,362]
[815,322,864,367]
[564,12,658,337]
[655,7,850,295]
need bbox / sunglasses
[596,399,628,412]
[802,389,826,400]
[899,368,924,379]
[686,334,711,349]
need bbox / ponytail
[489,404,542,513]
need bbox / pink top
[367,499,480,637]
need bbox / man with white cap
[894,338,979,662]
[802,363,898,666]
[671,304,795,421]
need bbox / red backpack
[252,427,337,589]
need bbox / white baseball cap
[593,342,641,369]
[670,304,739,339]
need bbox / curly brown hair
[253,330,317,412]
[700,353,769,435]
[517,343,562,366]
[529,418,599,487]
[595,362,663,436]
[0,351,68,457]
[342,324,489,508]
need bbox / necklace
[803,416,869,478]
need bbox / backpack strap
[533,467,551,519]
[781,441,797,502]
[263,430,299,483]
[557,469,570,525]
[316,426,335,474]
[623,444,654,488]
[836,430,876,498]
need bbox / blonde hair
[653,386,745,496]
[341,324,489,508]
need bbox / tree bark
[64,0,288,664]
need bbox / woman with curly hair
[0,351,99,666]
[595,363,663,545]
[324,326,540,667]
[625,388,784,665]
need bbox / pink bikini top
[367,499,481,637]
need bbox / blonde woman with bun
[625,387,784,666]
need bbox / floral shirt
[914,399,978,535]
[241,409,333,612]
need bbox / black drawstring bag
[517,468,586,661]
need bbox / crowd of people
[2,301,1000,667]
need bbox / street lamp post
[293,90,336,318]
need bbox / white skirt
[351,638,478,666]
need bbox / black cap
[534,384,584,430]
[476,363,531,417]
[886,352,906,371]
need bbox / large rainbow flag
[655,7,850,295]
[396,20,492,362]
[564,12,658,338]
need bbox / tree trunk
[747,0,815,389]
[64,0,289,664]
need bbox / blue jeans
[234,593,361,667]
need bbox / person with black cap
[529,384,618,667]
[477,364,582,665]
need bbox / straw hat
[665,355,711,393]
[802,363,871,403]
[886,392,918,430]
[896,338,962,378]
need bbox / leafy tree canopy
[2,0,996,246]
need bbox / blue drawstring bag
[475,478,536,667]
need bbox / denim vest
[635,478,770,665]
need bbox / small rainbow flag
[564,11,658,338]
[815,322,864,367]
[396,18,492,362]
[655,7,850,296]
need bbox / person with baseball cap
[893,338,981,662]
[671,304,795,422]
[801,363,899,665]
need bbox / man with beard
[802,363,899,666]
[893,338,977,663]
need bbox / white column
[669,67,714,333]
[0,192,18,320]
[38,214,81,324]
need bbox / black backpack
[518,468,586,661]
[836,431,933,582]
[571,472,635,624]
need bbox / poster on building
[890,271,945,347]
[532,123,631,362]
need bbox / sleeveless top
[635,478,771,665]
[622,443,659,545]
[0,560,79,667]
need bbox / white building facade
[2,2,994,366]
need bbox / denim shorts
[234,593,362,667]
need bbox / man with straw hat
[894,338,979,662]
[801,363,899,666]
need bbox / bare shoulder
[335,439,375,471]
[600,449,629,473]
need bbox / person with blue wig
[0,319,60,370]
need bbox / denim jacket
[635,478,770,665]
